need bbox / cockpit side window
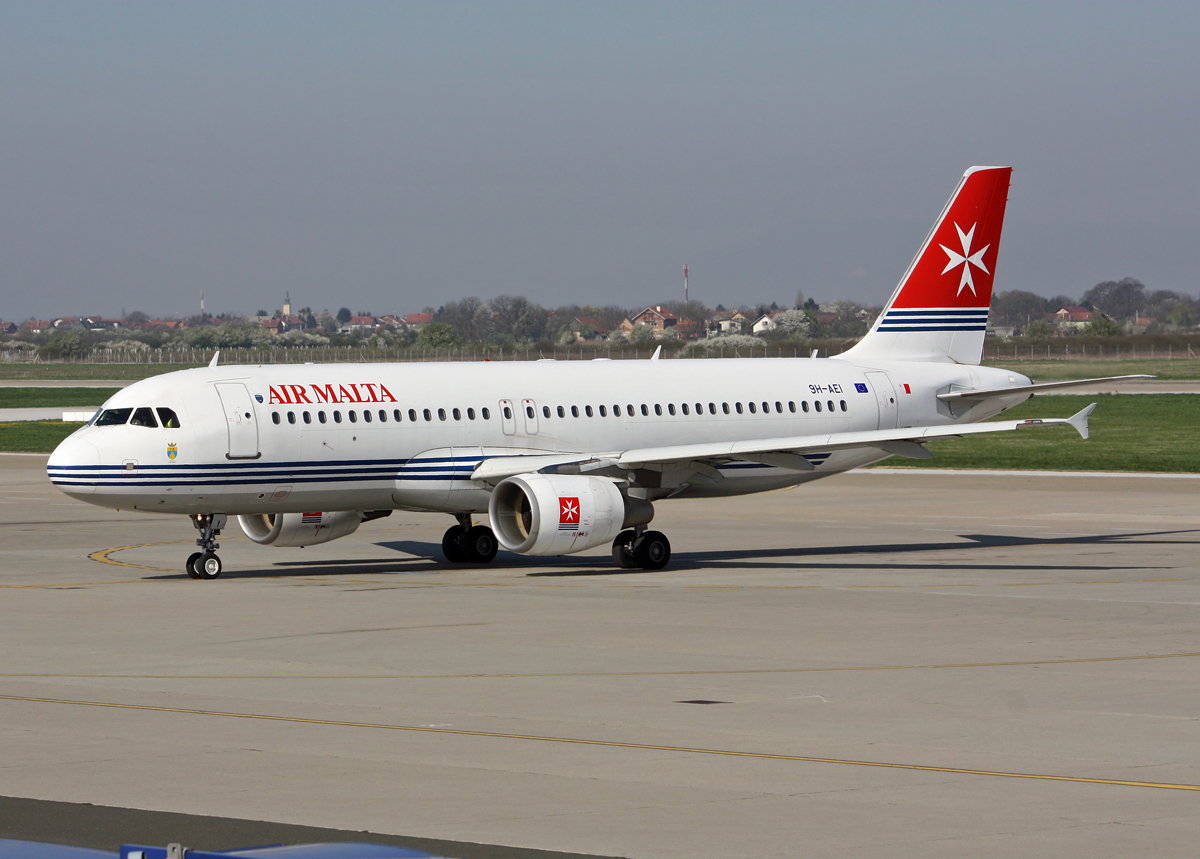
[130,407,159,428]
[157,407,181,428]
[95,408,133,426]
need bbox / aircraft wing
[470,404,1098,484]
[936,375,1152,402]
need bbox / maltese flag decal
[558,496,580,530]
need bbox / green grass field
[0,364,202,381]
[2,394,1194,471]
[0,421,84,453]
[981,358,1200,382]
[0,388,120,408]
[868,394,1198,472]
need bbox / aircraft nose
[47,434,100,497]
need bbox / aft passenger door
[864,372,897,430]
[214,382,260,459]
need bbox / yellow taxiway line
[1,692,1197,793]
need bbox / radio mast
[683,264,689,304]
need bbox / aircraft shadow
[141,530,1196,580]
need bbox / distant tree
[437,297,491,343]
[1081,278,1145,322]
[990,290,1049,328]
[628,322,657,343]
[1166,301,1197,329]
[1044,295,1077,313]
[772,308,812,339]
[1081,316,1123,337]
[490,294,547,341]
[318,310,337,333]
[715,303,726,312]
[794,290,805,310]
[802,297,818,312]
[255,309,268,317]
[336,307,352,325]
[413,321,463,350]
[1024,319,1054,341]
[125,310,150,325]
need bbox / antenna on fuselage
[208,350,220,368]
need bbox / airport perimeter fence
[3,339,1198,366]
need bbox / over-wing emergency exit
[47,167,1146,577]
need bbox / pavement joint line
[4,651,1199,680]
[1,692,1197,793]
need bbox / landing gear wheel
[186,552,203,579]
[611,529,638,569]
[196,552,223,579]
[634,530,671,570]
[441,525,468,562]
[464,525,498,564]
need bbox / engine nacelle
[488,474,652,556]
[238,511,366,547]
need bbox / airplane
[47,166,1147,579]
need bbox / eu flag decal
[854,383,869,393]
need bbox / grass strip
[868,394,1199,473]
[0,388,119,408]
[0,421,84,453]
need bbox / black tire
[464,525,498,563]
[611,529,638,569]
[634,530,671,570]
[197,552,223,579]
[186,552,203,579]
[441,525,467,562]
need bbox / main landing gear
[612,526,671,571]
[187,513,227,579]
[442,515,499,564]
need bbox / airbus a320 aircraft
[48,167,1144,578]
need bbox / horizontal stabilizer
[937,375,1153,402]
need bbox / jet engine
[488,474,653,556]
[237,510,389,547]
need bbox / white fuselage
[47,356,1031,517]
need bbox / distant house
[750,313,778,335]
[1053,306,1093,332]
[404,312,435,328]
[341,315,379,333]
[0,321,18,335]
[569,316,606,342]
[261,315,305,334]
[82,317,123,330]
[715,310,747,335]
[628,306,678,337]
[673,319,704,340]
[23,320,54,334]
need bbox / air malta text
[268,383,398,405]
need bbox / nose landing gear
[188,514,227,579]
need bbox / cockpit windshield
[94,408,133,426]
[130,407,158,428]
[92,406,182,428]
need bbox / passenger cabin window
[156,407,181,428]
[502,406,512,420]
[748,402,756,414]
[379,410,388,422]
[802,401,810,413]
[481,407,491,420]
[599,405,608,417]
[467,408,475,420]
[287,411,296,424]
[735,403,743,414]
[788,402,796,413]
[438,408,447,421]
[319,411,328,423]
[334,410,343,423]
[654,404,662,416]
[362,410,372,423]
[814,401,822,412]
[424,409,433,422]
[840,400,848,412]
[543,406,551,418]
[585,405,593,417]
[571,406,579,417]
[408,409,417,422]
[452,408,461,421]
[303,411,312,424]
[557,406,566,418]
[640,404,649,416]
[394,409,402,421]
[271,412,281,425]
[96,408,133,426]
[348,410,357,423]
[668,404,676,416]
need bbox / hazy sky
[2,1,1198,321]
